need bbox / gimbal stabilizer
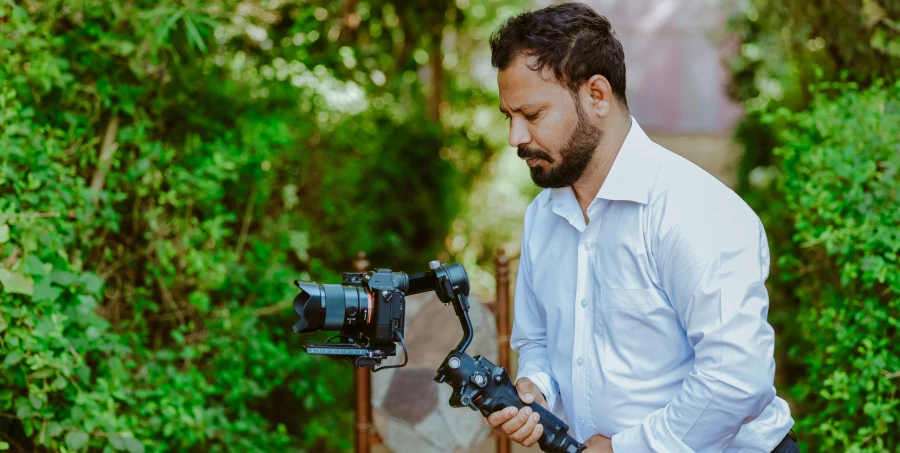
[292,261,585,453]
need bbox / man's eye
[504,114,511,120]
[525,111,541,121]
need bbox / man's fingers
[522,421,544,447]
[500,406,533,435]
[487,407,517,428]
[510,411,540,444]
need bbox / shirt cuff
[611,408,695,453]
[515,370,558,412]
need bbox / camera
[292,260,470,369]
[292,260,586,453]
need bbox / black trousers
[771,433,800,453]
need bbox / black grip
[435,353,586,453]
[475,378,584,453]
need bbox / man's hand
[584,434,613,453]
[486,377,549,447]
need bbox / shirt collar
[544,116,657,207]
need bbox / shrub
[0,1,513,451]
[773,79,900,452]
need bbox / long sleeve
[611,210,778,453]
[509,216,560,411]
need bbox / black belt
[771,430,799,453]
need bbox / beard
[517,99,603,189]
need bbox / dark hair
[490,2,628,108]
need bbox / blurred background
[1,0,899,452]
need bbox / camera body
[294,268,410,368]
[338,269,407,345]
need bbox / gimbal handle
[421,261,585,453]
[434,351,586,453]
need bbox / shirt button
[580,298,587,308]
[583,241,592,251]
[577,357,584,367]
[555,202,562,209]
[579,417,586,425]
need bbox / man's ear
[585,74,614,118]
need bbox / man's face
[498,56,603,188]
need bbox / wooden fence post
[495,248,512,453]
[354,252,372,453]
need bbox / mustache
[517,147,554,163]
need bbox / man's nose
[508,117,532,148]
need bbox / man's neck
[572,114,633,221]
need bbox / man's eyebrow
[499,103,547,115]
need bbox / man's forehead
[498,56,565,111]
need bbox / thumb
[516,378,536,404]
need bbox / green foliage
[726,0,900,194]
[727,3,900,449]
[765,80,900,452]
[0,0,517,451]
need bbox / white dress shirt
[510,118,794,453]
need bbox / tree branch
[255,300,290,316]
[90,115,120,203]
[235,186,258,260]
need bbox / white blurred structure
[542,0,745,187]
[574,0,743,133]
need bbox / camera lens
[292,281,370,334]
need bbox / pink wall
[537,0,744,134]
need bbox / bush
[0,1,515,451]
[726,3,900,449]
[773,79,900,452]
[726,0,900,194]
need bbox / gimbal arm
[406,263,474,354]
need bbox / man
[485,3,797,453]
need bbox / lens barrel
[292,281,369,334]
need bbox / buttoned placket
[551,195,607,439]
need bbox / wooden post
[495,249,512,453]
[354,252,372,453]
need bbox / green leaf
[183,16,207,53]
[28,367,55,379]
[0,224,8,244]
[15,397,32,418]
[33,277,63,302]
[109,435,128,451]
[2,352,23,367]
[123,437,144,453]
[187,291,210,312]
[0,269,34,295]
[65,431,89,450]
[155,8,186,46]
[47,422,63,439]
[79,272,104,296]
[52,374,68,390]
[23,255,50,277]
[29,392,42,410]
[77,294,98,309]
[50,269,78,286]
[0,440,9,450]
